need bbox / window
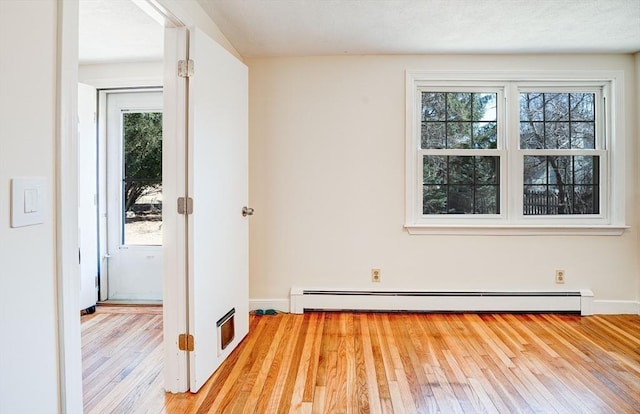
[122,111,163,245]
[421,90,502,215]
[519,91,600,216]
[405,71,626,235]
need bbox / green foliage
[123,112,162,211]
[421,92,499,214]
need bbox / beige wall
[0,1,60,412]
[248,54,639,312]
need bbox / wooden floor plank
[82,308,640,413]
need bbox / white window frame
[405,70,628,235]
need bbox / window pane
[449,156,474,183]
[476,157,499,184]
[523,155,599,215]
[448,186,473,213]
[447,92,472,121]
[571,122,595,149]
[520,93,544,122]
[544,121,570,149]
[545,93,569,121]
[475,185,499,214]
[122,112,163,245]
[473,93,497,121]
[422,92,446,121]
[473,122,497,149]
[421,122,445,149]
[570,93,595,121]
[573,185,598,214]
[523,186,553,215]
[447,122,472,149]
[520,122,544,149]
[523,156,546,184]
[423,156,500,215]
[423,185,447,214]
[423,155,446,184]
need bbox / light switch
[11,177,47,228]
[24,188,38,213]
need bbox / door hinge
[178,333,194,351]
[178,59,194,78]
[177,197,193,215]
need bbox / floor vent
[290,288,594,315]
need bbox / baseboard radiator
[290,288,594,316]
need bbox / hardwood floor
[82,305,164,413]
[82,307,640,413]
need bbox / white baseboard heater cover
[290,288,594,316]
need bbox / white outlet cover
[11,177,47,228]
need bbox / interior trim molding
[592,300,640,315]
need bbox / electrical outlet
[556,269,565,284]
[371,268,381,283]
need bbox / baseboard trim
[250,295,640,316]
[593,300,640,315]
[249,298,290,313]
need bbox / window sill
[404,224,629,236]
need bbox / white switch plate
[11,177,47,228]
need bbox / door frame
[56,1,193,411]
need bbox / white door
[78,83,98,311]
[187,28,249,392]
[104,90,164,302]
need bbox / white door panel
[188,27,249,392]
[78,83,98,311]
[105,90,163,301]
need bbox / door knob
[242,206,254,217]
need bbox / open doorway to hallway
[77,0,165,408]
[78,0,164,308]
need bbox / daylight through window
[406,73,623,233]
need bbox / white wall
[248,54,640,313]
[0,1,60,412]
[79,61,163,88]
[636,52,640,309]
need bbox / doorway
[101,89,163,302]
[62,1,250,408]
[76,0,166,409]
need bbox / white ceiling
[197,0,640,57]
[78,0,640,63]
[79,0,164,64]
